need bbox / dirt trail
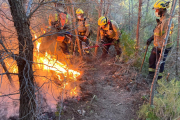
[61,58,149,120]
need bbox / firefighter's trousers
[149,47,171,79]
[78,35,89,48]
[101,37,122,58]
[78,34,90,54]
[58,35,74,55]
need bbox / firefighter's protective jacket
[49,10,72,31]
[77,18,90,37]
[100,20,121,40]
[153,13,174,48]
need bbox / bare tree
[94,0,103,56]
[136,0,142,53]
[7,0,40,119]
[129,0,131,32]
[146,0,150,15]
[70,0,83,57]
[176,0,180,75]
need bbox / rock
[77,109,86,116]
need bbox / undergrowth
[138,79,180,120]
[120,31,136,61]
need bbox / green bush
[138,79,180,120]
[120,30,136,60]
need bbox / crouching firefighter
[146,0,174,82]
[98,16,122,61]
[76,8,91,55]
[49,1,73,58]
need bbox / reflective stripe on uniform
[85,51,90,53]
[55,13,58,21]
[85,24,90,27]
[162,31,165,35]
[66,14,68,24]
[170,23,174,35]
[55,13,68,23]
[166,42,173,48]
[149,68,155,72]
[158,73,163,77]
[154,32,160,36]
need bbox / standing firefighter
[98,16,122,61]
[49,1,73,58]
[146,0,174,83]
[76,8,91,54]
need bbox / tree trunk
[103,0,105,15]
[131,0,133,29]
[8,0,36,120]
[176,0,180,75]
[146,0,150,15]
[136,0,142,53]
[104,0,110,16]
[129,0,131,32]
[70,0,83,57]
[149,0,177,105]
[94,0,103,56]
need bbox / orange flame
[34,33,80,97]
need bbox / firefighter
[49,1,73,58]
[146,0,174,83]
[98,16,122,61]
[76,8,90,55]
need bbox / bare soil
[59,56,150,120]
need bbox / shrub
[138,79,180,120]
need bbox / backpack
[109,20,113,30]
[101,20,113,35]
[77,17,93,36]
[77,17,87,28]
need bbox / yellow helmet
[76,8,84,14]
[98,16,108,26]
[153,0,170,9]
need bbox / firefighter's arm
[161,19,168,37]
[85,19,90,37]
[112,21,121,40]
[161,18,174,36]
[146,35,154,45]
[100,29,105,40]
[161,19,174,47]
[159,19,170,44]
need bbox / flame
[34,33,80,97]
[39,51,80,79]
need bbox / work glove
[146,35,154,46]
